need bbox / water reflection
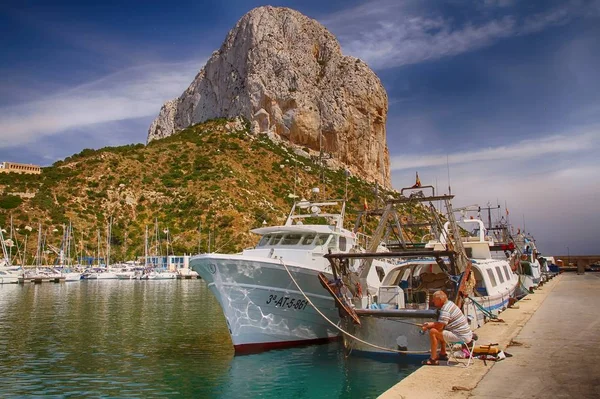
[0,281,417,398]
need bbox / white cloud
[390,130,599,171]
[323,0,592,69]
[0,59,204,148]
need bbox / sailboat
[0,227,21,284]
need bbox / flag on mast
[411,172,422,188]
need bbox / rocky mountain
[0,119,401,264]
[148,6,390,187]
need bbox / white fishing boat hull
[466,259,519,328]
[191,253,341,353]
[465,288,516,328]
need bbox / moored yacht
[190,199,393,354]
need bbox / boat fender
[355,281,363,298]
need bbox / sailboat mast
[144,225,148,267]
[36,223,42,267]
[97,229,101,267]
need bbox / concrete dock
[380,273,600,399]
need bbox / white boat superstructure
[191,199,394,353]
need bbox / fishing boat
[190,199,394,354]
[512,231,542,294]
[317,185,518,359]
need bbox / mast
[9,215,13,263]
[480,203,500,230]
[144,225,148,267]
[106,217,112,268]
[97,228,101,267]
[36,223,42,267]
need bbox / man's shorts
[442,330,472,343]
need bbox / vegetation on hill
[0,118,414,265]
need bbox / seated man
[420,290,473,365]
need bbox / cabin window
[269,235,283,245]
[486,269,497,287]
[503,266,511,281]
[495,266,505,283]
[258,235,271,247]
[328,236,338,250]
[315,234,330,246]
[376,266,385,282]
[339,237,347,251]
[300,234,316,245]
[280,234,302,245]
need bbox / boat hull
[465,286,517,329]
[190,254,341,353]
[0,274,19,284]
[342,309,437,359]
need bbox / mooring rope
[279,259,430,355]
[467,295,498,319]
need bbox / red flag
[411,172,422,188]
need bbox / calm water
[0,280,419,398]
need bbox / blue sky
[1,0,599,255]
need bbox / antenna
[446,155,451,195]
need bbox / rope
[279,259,430,355]
[518,276,532,294]
[467,295,498,319]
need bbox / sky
[1,0,599,255]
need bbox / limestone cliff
[148,6,390,186]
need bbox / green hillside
[0,118,412,265]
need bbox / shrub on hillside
[0,195,22,209]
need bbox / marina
[1,2,599,397]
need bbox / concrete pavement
[469,273,600,399]
[380,273,600,399]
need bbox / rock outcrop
[148,6,390,186]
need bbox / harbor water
[0,280,418,398]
